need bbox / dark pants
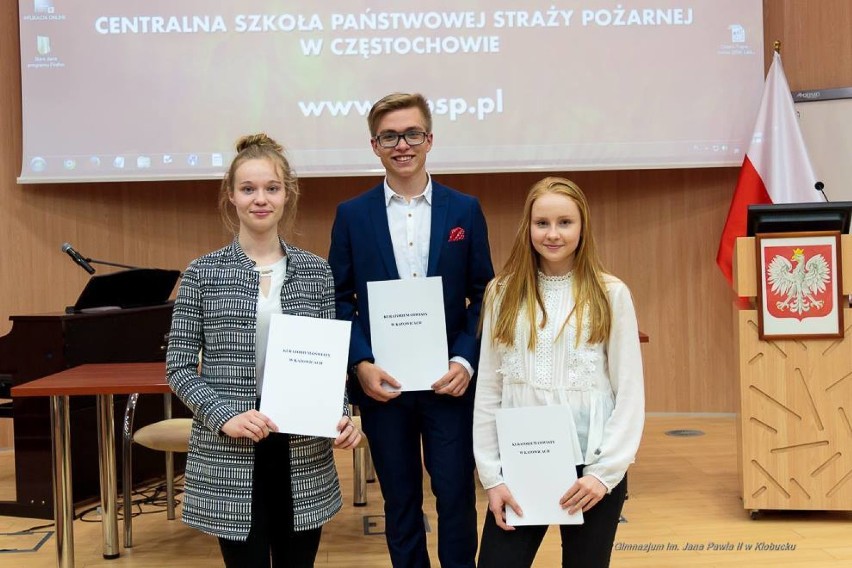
[218,433,323,568]
[477,469,627,568]
[360,391,478,568]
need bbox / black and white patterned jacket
[167,238,345,540]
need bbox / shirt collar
[383,174,433,206]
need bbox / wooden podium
[732,234,852,517]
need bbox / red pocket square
[448,227,466,242]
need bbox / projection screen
[18,0,764,183]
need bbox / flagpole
[774,40,780,54]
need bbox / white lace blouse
[473,272,645,492]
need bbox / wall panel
[2,1,851,421]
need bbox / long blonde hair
[486,177,612,349]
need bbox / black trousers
[359,392,478,568]
[477,469,627,568]
[218,433,323,568]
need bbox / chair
[0,374,13,453]
[0,373,13,419]
[122,392,192,548]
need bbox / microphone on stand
[60,242,143,273]
[815,181,829,202]
[61,243,96,274]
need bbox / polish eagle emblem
[766,247,831,318]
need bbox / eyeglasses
[374,130,429,148]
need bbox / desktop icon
[113,156,125,168]
[30,157,47,172]
[211,153,223,167]
[162,154,173,164]
[729,24,745,43]
[187,154,199,166]
[63,158,76,170]
[34,0,54,14]
[89,156,101,167]
[37,36,51,56]
[137,156,151,168]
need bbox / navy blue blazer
[329,181,494,405]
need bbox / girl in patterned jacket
[167,134,361,567]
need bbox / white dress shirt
[384,179,432,279]
[383,177,474,379]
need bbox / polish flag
[716,51,823,284]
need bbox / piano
[0,303,187,519]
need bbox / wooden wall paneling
[2,1,851,421]
[764,0,852,90]
[0,0,24,448]
[299,168,742,412]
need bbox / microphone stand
[84,257,140,271]
[85,257,183,278]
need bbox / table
[11,362,170,568]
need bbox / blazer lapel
[427,184,449,275]
[368,187,400,279]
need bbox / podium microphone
[815,181,829,202]
[61,243,96,274]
